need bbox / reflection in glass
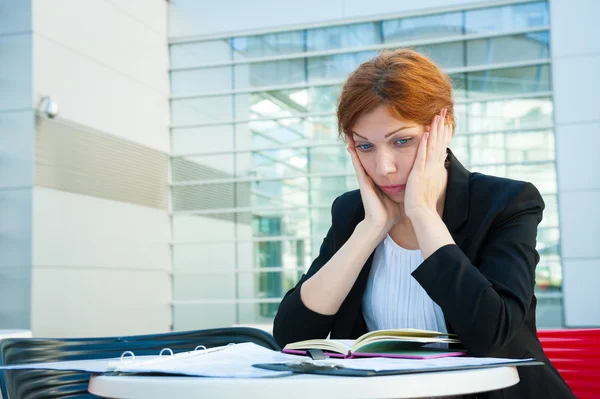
[171,96,234,126]
[169,1,563,328]
[239,85,342,121]
[383,12,463,42]
[412,41,465,69]
[466,64,551,98]
[467,97,553,133]
[307,22,382,52]
[466,32,549,67]
[232,31,305,60]
[170,66,233,96]
[234,58,306,89]
[308,51,378,83]
[508,162,557,195]
[465,2,549,33]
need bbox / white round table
[89,366,519,399]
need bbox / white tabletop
[89,366,519,399]
[0,329,32,340]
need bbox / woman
[273,49,575,398]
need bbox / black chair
[0,327,280,399]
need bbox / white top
[362,235,457,399]
[362,234,447,334]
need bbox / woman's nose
[375,150,397,176]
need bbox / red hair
[337,49,456,137]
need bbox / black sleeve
[272,198,340,348]
[412,182,544,357]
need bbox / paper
[114,343,296,378]
[0,343,298,378]
[303,354,536,372]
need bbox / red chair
[537,329,600,399]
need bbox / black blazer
[273,150,575,399]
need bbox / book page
[284,339,354,355]
[356,329,456,346]
[353,335,459,353]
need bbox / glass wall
[169,1,561,329]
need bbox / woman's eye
[356,144,373,151]
[395,138,410,145]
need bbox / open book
[282,328,465,359]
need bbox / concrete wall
[550,0,600,326]
[29,0,172,337]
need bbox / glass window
[251,178,309,209]
[307,22,382,52]
[307,51,377,83]
[507,162,557,195]
[309,176,358,207]
[308,146,353,174]
[412,41,465,69]
[235,85,341,121]
[170,39,232,68]
[171,96,234,126]
[383,12,463,42]
[170,66,233,96]
[169,2,562,329]
[172,125,235,156]
[237,118,309,149]
[505,130,555,163]
[452,74,468,101]
[539,194,559,228]
[309,85,342,113]
[252,210,311,238]
[466,64,551,99]
[466,97,553,133]
[453,103,468,134]
[232,31,305,60]
[450,134,469,163]
[306,116,341,142]
[465,2,549,33]
[248,148,310,180]
[234,58,306,89]
[466,32,550,67]
[468,133,506,166]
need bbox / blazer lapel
[442,148,470,249]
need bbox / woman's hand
[404,108,452,219]
[347,137,402,237]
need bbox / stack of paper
[0,342,540,378]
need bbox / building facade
[0,0,597,337]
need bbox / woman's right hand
[346,137,403,238]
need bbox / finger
[414,132,429,172]
[437,109,449,162]
[346,146,370,185]
[429,114,439,156]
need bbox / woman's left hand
[404,108,453,219]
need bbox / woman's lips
[379,184,406,194]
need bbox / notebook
[282,328,465,359]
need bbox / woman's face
[350,105,433,203]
